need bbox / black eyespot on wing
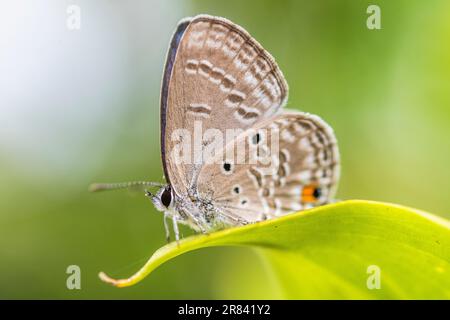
[161,187,172,207]
[313,187,322,199]
[223,162,231,172]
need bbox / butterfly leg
[172,215,180,245]
[163,212,171,243]
[178,206,208,234]
[192,216,209,234]
[217,208,249,227]
[190,215,207,234]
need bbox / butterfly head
[148,185,174,212]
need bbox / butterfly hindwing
[195,111,340,226]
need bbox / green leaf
[99,200,450,299]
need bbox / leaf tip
[99,271,126,288]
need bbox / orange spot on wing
[302,185,318,203]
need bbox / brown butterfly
[90,14,340,242]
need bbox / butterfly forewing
[196,112,340,225]
[161,15,288,197]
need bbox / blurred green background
[0,0,449,299]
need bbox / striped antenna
[88,181,164,192]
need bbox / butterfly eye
[161,188,172,208]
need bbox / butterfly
[90,14,340,243]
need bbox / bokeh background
[1,0,449,299]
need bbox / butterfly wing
[160,15,288,197]
[196,111,340,226]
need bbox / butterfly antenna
[88,181,164,193]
